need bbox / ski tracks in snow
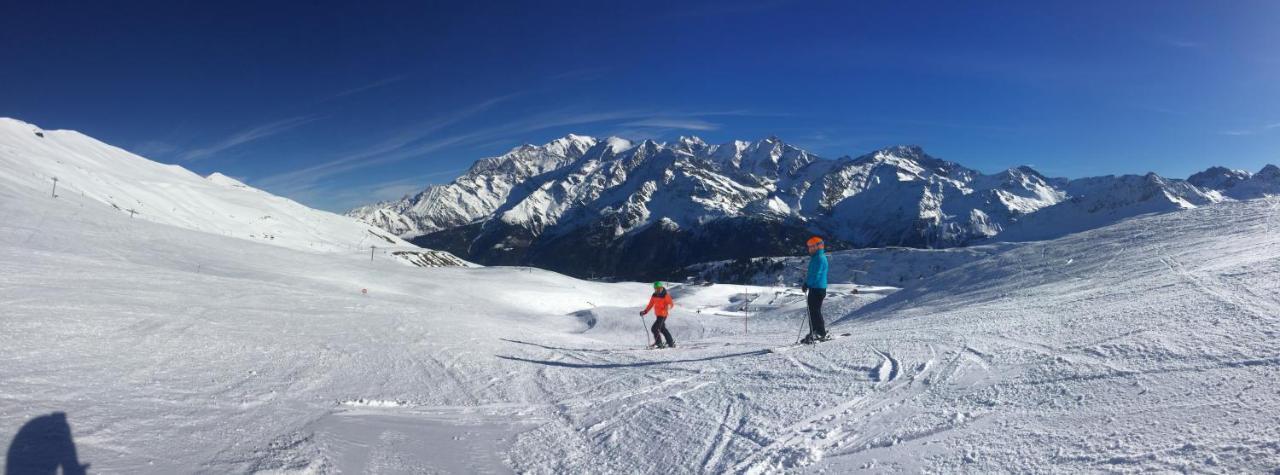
[496,324,1007,474]
[1161,255,1280,323]
[733,342,989,473]
[871,348,900,385]
[698,396,763,473]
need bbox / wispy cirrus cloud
[366,169,466,198]
[173,76,405,163]
[1134,105,1188,116]
[301,168,469,212]
[666,0,795,19]
[179,115,318,161]
[323,75,408,101]
[1154,35,1204,50]
[257,104,775,196]
[546,67,611,82]
[871,117,1018,133]
[131,140,178,158]
[255,94,519,193]
[622,117,721,131]
[1218,121,1280,136]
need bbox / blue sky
[2,1,1277,211]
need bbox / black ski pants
[806,288,827,337]
[651,317,674,346]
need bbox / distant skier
[641,281,676,348]
[800,236,829,343]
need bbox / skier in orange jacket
[641,281,676,348]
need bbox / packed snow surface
[3,119,1279,473]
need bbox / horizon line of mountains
[346,134,1277,280]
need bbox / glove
[639,311,646,316]
[801,283,808,293]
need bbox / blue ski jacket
[806,249,828,289]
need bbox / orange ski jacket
[643,289,675,317]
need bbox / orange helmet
[806,236,824,247]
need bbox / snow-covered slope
[994,172,1222,242]
[679,243,1020,288]
[0,117,468,267]
[1224,165,1280,199]
[1188,166,1252,191]
[352,134,1244,279]
[4,152,1278,472]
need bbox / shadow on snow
[5,411,88,475]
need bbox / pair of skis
[769,332,852,353]
[631,335,849,353]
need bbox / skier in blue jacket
[801,236,829,343]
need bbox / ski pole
[639,311,651,348]
[795,299,809,344]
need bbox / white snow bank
[0,117,462,264]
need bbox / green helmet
[653,281,664,288]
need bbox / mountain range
[348,135,1278,279]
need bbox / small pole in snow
[638,309,651,348]
[127,208,137,218]
[370,245,376,262]
[50,177,58,198]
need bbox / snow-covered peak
[0,117,47,138]
[206,172,251,189]
[693,136,815,177]
[603,136,633,154]
[837,145,976,187]
[1188,166,1251,191]
[853,145,926,169]
[1217,164,1280,199]
[501,135,594,159]
[747,136,783,155]
[1004,165,1047,180]
[863,145,966,173]
[0,117,30,127]
[1081,172,1216,209]
[869,145,928,161]
[348,133,603,237]
[677,136,707,147]
[544,134,598,155]
[709,140,751,164]
[1255,164,1280,180]
[983,166,1054,189]
[671,136,709,155]
[467,135,595,179]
